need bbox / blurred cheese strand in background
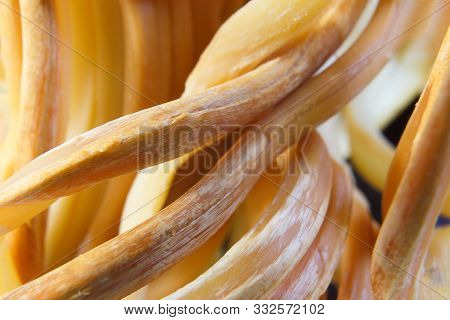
[0,69,10,148]
[316,0,379,163]
[190,0,226,61]
[317,114,350,164]
[342,0,450,217]
[169,0,195,99]
[415,226,450,299]
[0,82,8,142]
[227,157,288,247]
[318,0,448,181]
[44,0,124,269]
[78,0,173,253]
[121,0,338,299]
[0,0,22,180]
[338,191,379,300]
[0,0,63,294]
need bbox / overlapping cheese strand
[167,133,333,299]
[120,0,332,299]
[78,0,170,253]
[117,0,242,236]
[1,0,366,299]
[121,0,330,230]
[124,0,372,300]
[167,138,352,300]
[74,1,244,298]
[82,1,244,257]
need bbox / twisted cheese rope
[0,0,447,300]
[2,0,364,299]
[0,0,357,234]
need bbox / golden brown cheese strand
[266,161,352,300]
[185,0,330,94]
[123,0,328,299]
[142,139,235,299]
[120,0,246,298]
[0,0,63,294]
[372,29,450,300]
[2,125,273,299]
[168,133,332,299]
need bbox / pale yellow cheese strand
[45,0,124,268]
